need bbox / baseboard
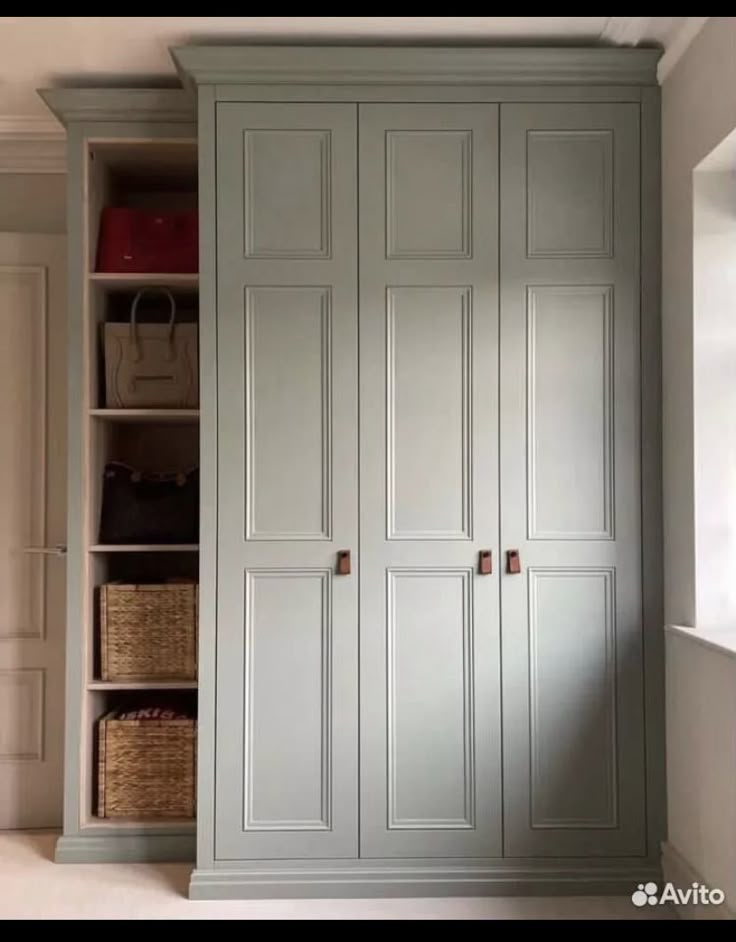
[55,833,195,864]
[189,860,661,900]
[661,842,734,920]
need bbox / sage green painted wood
[640,85,666,858]
[359,104,501,859]
[203,851,659,871]
[44,54,666,889]
[55,833,195,864]
[213,85,644,104]
[188,858,661,899]
[214,103,358,860]
[39,88,195,126]
[500,103,645,857]
[195,83,218,871]
[172,45,661,88]
[59,124,85,838]
[37,93,197,863]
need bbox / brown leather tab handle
[478,550,493,576]
[337,550,352,576]
[506,549,521,575]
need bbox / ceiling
[0,17,708,124]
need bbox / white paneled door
[214,104,358,859]
[0,234,66,829]
[359,104,502,858]
[500,104,646,856]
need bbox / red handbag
[96,207,198,274]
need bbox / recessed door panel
[527,130,613,258]
[527,285,613,540]
[243,570,331,830]
[528,568,617,829]
[387,569,474,829]
[386,129,472,259]
[243,129,331,259]
[245,287,332,541]
[387,286,471,540]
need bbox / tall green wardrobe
[42,44,664,899]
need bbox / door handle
[506,549,521,575]
[23,544,67,557]
[337,550,352,576]
[478,550,493,575]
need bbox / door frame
[0,231,67,830]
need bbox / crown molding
[0,116,66,173]
[172,44,661,88]
[657,17,709,83]
[38,88,196,127]
[600,17,654,47]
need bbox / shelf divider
[88,681,198,691]
[81,817,196,832]
[89,272,199,290]
[89,545,199,554]
[90,409,200,424]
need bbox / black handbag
[99,461,199,545]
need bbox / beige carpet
[0,832,676,920]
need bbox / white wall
[662,16,736,908]
[662,16,736,627]
[693,171,736,629]
[665,632,736,909]
[0,174,66,233]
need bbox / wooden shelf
[82,817,196,832]
[90,408,200,424]
[88,681,198,691]
[88,272,199,290]
[89,544,199,554]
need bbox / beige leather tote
[103,287,199,409]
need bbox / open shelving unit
[77,137,199,835]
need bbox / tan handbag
[103,287,199,409]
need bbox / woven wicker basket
[97,713,196,819]
[100,582,197,681]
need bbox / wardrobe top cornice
[171,44,661,89]
[38,88,196,128]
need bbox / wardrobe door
[500,103,646,856]
[214,103,358,859]
[359,104,502,858]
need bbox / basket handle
[129,287,177,363]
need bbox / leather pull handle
[506,550,521,575]
[337,550,352,576]
[478,550,493,576]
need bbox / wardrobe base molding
[189,860,662,901]
[55,833,195,864]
